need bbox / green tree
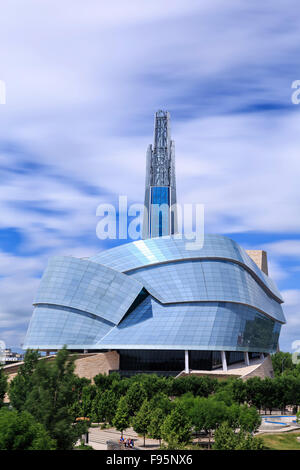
[0,408,56,450]
[9,349,40,411]
[213,422,265,450]
[202,398,229,448]
[94,372,121,392]
[68,376,91,419]
[189,396,207,438]
[169,375,218,398]
[281,375,300,412]
[110,376,131,400]
[23,347,88,449]
[149,392,172,416]
[226,403,242,430]
[225,378,247,404]
[182,394,233,443]
[92,389,117,424]
[245,376,264,411]
[0,367,7,407]
[113,396,130,436]
[212,422,237,450]
[147,408,165,446]
[212,389,234,406]
[178,392,196,417]
[190,376,218,397]
[79,384,97,419]
[132,400,151,447]
[125,382,147,417]
[260,378,279,414]
[132,374,171,400]
[271,352,294,377]
[238,405,261,433]
[161,403,192,448]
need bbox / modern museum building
[24,111,286,375]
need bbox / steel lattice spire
[142,110,177,239]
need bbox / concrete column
[260,353,265,360]
[221,351,227,371]
[185,350,189,374]
[244,351,250,366]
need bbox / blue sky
[0,0,299,352]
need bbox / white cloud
[281,289,300,306]
[263,240,300,258]
[0,0,300,346]
[279,289,300,352]
[267,260,289,282]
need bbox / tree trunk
[143,434,145,447]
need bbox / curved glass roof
[90,234,283,302]
[34,256,143,325]
[127,259,285,323]
[24,235,285,352]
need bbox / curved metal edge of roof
[89,233,284,303]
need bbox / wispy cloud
[264,240,300,257]
[0,0,300,349]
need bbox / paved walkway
[85,418,300,449]
[88,426,161,451]
[188,357,265,377]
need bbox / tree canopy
[9,347,88,450]
[0,408,56,450]
[0,367,7,407]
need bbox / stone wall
[246,249,268,275]
[74,351,120,381]
[241,355,274,380]
[3,351,120,393]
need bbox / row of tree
[108,388,263,449]
[70,369,300,423]
[0,350,299,450]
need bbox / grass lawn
[257,432,300,450]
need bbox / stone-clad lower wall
[241,355,274,380]
[74,351,120,381]
[3,351,120,401]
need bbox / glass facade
[150,186,170,237]
[119,350,255,372]
[24,234,285,357]
[23,110,286,371]
[25,304,113,349]
[119,349,185,372]
[127,259,285,323]
[96,296,281,353]
[34,256,143,325]
[90,234,282,302]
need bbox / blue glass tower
[142,110,177,238]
